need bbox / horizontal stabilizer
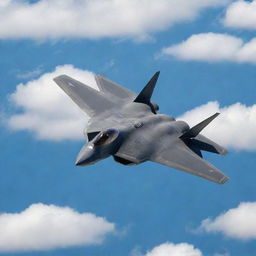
[134,71,160,104]
[54,75,116,117]
[192,134,228,155]
[180,113,219,140]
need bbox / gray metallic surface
[54,72,229,184]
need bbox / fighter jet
[53,72,229,184]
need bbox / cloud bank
[7,65,97,141]
[0,0,229,40]
[0,203,115,252]
[145,242,202,256]
[199,202,256,240]
[162,33,256,63]
[223,0,256,30]
[178,101,256,151]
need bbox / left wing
[151,139,228,184]
[54,75,116,117]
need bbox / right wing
[95,74,136,101]
[54,75,116,117]
[151,138,228,184]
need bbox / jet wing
[151,139,228,184]
[54,75,116,117]
[95,74,136,101]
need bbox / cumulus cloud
[223,0,256,30]
[199,202,256,240]
[145,242,202,256]
[0,0,229,40]
[0,203,115,252]
[161,33,256,63]
[0,0,10,8]
[178,101,256,151]
[7,65,97,141]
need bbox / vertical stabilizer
[180,113,220,139]
[134,71,160,104]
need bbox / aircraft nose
[75,144,95,166]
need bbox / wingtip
[219,175,229,184]
[53,76,60,82]
[53,74,68,83]
[220,148,228,155]
[154,71,160,78]
[94,74,102,79]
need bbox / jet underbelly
[114,131,151,164]
[114,115,176,164]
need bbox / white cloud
[162,33,256,63]
[0,0,229,40]
[0,203,115,252]
[0,0,10,8]
[145,242,202,256]
[7,65,97,141]
[199,202,256,240]
[223,0,256,30]
[178,101,256,151]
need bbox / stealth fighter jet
[54,72,228,184]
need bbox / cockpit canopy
[93,129,120,146]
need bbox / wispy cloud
[0,0,229,41]
[101,59,116,72]
[16,66,44,80]
[0,203,115,252]
[161,33,256,64]
[223,0,256,30]
[198,202,256,240]
[213,253,230,256]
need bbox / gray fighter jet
[54,72,228,184]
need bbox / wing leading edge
[54,75,116,117]
[151,139,228,184]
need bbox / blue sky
[1,0,256,256]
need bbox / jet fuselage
[76,102,189,166]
